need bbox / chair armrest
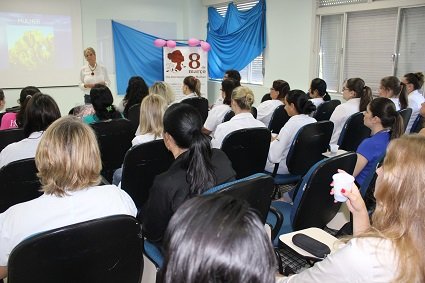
[268,205,284,241]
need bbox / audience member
[149,81,175,105]
[278,135,425,282]
[0,86,40,130]
[0,92,61,168]
[82,85,122,123]
[0,116,137,279]
[402,72,424,132]
[174,76,201,103]
[378,75,408,111]
[308,78,331,108]
[142,103,235,246]
[212,69,242,107]
[353,97,403,187]
[264,90,316,174]
[0,89,5,113]
[118,76,149,118]
[329,78,372,144]
[211,86,265,148]
[419,102,425,136]
[203,78,237,136]
[257,80,290,126]
[161,194,276,283]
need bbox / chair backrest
[222,110,235,123]
[127,103,141,132]
[221,127,271,179]
[410,114,424,134]
[90,119,134,183]
[291,152,357,231]
[359,154,385,197]
[251,106,258,118]
[337,112,371,151]
[7,215,144,283]
[121,140,174,209]
[286,121,334,176]
[268,104,290,134]
[0,158,41,213]
[398,108,412,132]
[313,100,341,121]
[181,97,209,123]
[203,173,274,224]
[0,128,25,152]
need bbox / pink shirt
[0,112,18,130]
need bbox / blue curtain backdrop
[112,21,186,95]
[207,0,266,79]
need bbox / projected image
[8,26,54,70]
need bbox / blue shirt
[356,131,390,187]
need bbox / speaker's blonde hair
[36,116,101,197]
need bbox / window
[213,1,264,84]
[318,3,425,94]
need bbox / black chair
[127,103,141,132]
[181,97,209,123]
[268,105,290,134]
[337,112,371,152]
[270,152,357,237]
[221,127,271,179]
[222,110,235,123]
[251,106,258,118]
[273,121,334,185]
[120,140,174,211]
[7,215,144,283]
[0,128,25,152]
[410,114,424,133]
[90,119,134,183]
[398,108,412,133]
[313,99,341,121]
[0,158,41,213]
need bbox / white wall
[206,0,316,106]
[2,0,206,115]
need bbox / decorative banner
[163,46,208,101]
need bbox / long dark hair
[310,78,331,101]
[163,104,215,194]
[285,89,316,115]
[162,194,276,283]
[221,79,237,105]
[16,86,41,127]
[90,85,121,121]
[369,97,403,140]
[346,78,373,112]
[183,76,201,97]
[123,76,149,117]
[380,76,408,110]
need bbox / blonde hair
[84,47,96,57]
[358,135,425,282]
[139,94,167,138]
[231,86,255,110]
[36,116,102,197]
[149,81,175,104]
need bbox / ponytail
[286,89,316,115]
[182,131,216,195]
[323,92,331,101]
[390,113,404,140]
[369,97,403,140]
[359,86,373,112]
[184,76,201,97]
[398,83,408,110]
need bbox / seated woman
[329,78,372,144]
[353,97,403,187]
[308,78,331,109]
[142,104,236,246]
[0,89,5,113]
[278,135,425,282]
[202,78,237,136]
[256,80,290,127]
[378,75,408,111]
[0,86,40,130]
[118,76,149,118]
[402,72,424,132]
[82,85,122,124]
[0,116,137,279]
[162,194,276,283]
[265,90,316,175]
[211,86,266,148]
[174,76,201,103]
[112,94,167,185]
[0,92,61,168]
[419,102,425,136]
[149,81,175,105]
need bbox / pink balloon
[154,39,166,47]
[200,41,211,52]
[188,38,200,47]
[166,40,176,48]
